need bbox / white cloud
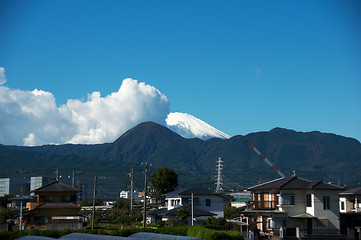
[62,78,170,144]
[0,86,77,146]
[0,78,170,146]
[23,133,37,146]
[0,67,7,85]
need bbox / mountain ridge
[1,122,360,189]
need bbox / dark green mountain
[2,122,361,190]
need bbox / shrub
[157,226,188,236]
[187,225,207,239]
[187,225,243,240]
[0,230,25,240]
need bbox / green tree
[79,199,103,206]
[0,195,16,224]
[150,167,178,200]
[0,195,13,208]
[224,203,240,219]
[104,198,142,225]
[176,208,189,224]
[113,198,131,209]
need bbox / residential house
[23,181,82,230]
[148,188,228,225]
[242,176,343,239]
[120,190,140,201]
[339,187,361,239]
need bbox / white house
[119,190,140,201]
[340,187,361,213]
[339,187,361,239]
[162,187,228,218]
[147,187,229,225]
[242,176,343,239]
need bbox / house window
[40,195,54,202]
[34,216,49,225]
[306,194,312,207]
[340,201,345,211]
[61,195,76,203]
[280,194,295,205]
[206,199,211,206]
[194,198,200,206]
[323,196,330,210]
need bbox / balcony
[250,200,277,210]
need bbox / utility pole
[141,162,152,228]
[191,192,194,226]
[92,176,97,230]
[72,170,82,188]
[129,168,134,210]
[19,201,23,231]
[55,168,60,181]
[72,171,75,187]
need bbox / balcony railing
[250,200,277,210]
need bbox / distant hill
[2,122,361,190]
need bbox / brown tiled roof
[249,176,343,191]
[31,181,80,193]
[35,202,80,209]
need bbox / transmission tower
[215,157,224,193]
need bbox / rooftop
[248,176,343,191]
[31,181,80,193]
[340,187,361,195]
[163,187,227,199]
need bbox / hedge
[187,225,243,240]
[0,225,243,240]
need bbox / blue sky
[0,0,360,145]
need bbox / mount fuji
[165,112,230,140]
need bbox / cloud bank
[0,74,170,146]
[0,67,7,85]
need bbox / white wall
[194,195,226,218]
[166,197,182,210]
[312,190,340,231]
[165,194,226,217]
[277,189,340,232]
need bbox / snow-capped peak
[166,112,231,140]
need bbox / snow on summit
[166,112,231,140]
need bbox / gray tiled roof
[340,187,361,195]
[35,202,80,209]
[163,188,226,198]
[248,176,343,191]
[31,181,80,193]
